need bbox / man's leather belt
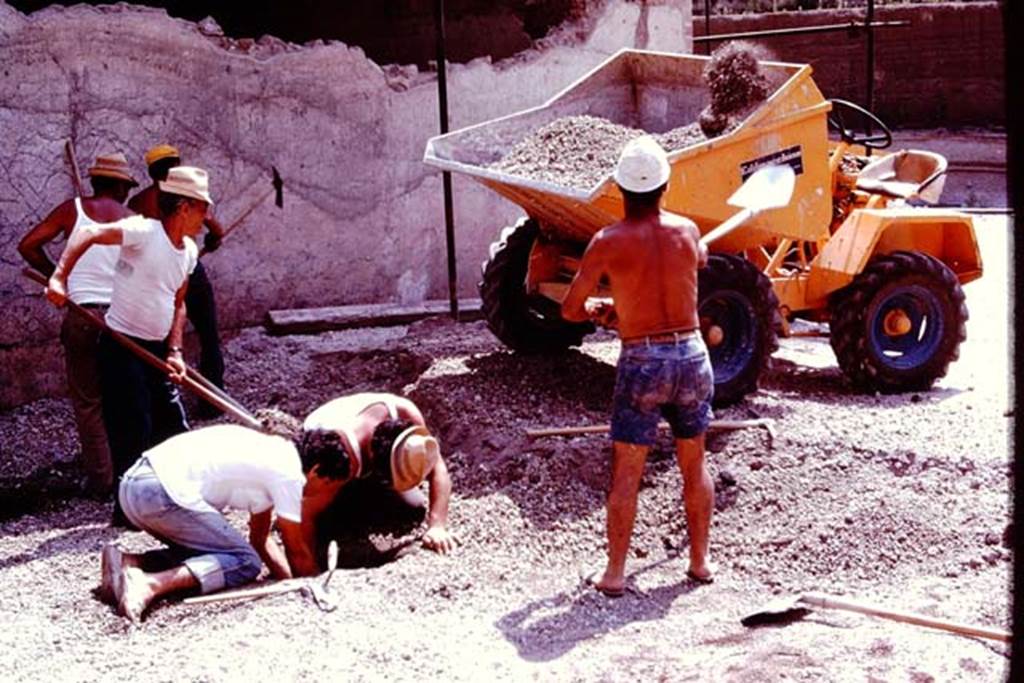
[621,329,700,346]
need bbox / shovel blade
[728,164,796,212]
[741,596,812,628]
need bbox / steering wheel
[828,99,893,150]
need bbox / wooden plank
[264,299,483,336]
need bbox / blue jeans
[611,337,714,446]
[185,261,225,390]
[99,331,190,515]
[119,458,262,594]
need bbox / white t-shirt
[67,198,119,305]
[104,215,197,341]
[145,425,306,522]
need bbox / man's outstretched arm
[422,456,456,554]
[562,233,606,322]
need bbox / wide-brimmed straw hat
[390,425,440,492]
[159,166,214,205]
[614,135,670,193]
[144,143,181,167]
[87,153,138,186]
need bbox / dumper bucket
[424,48,834,250]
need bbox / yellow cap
[144,144,180,167]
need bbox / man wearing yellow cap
[302,392,457,557]
[46,165,213,526]
[18,152,138,498]
[562,136,715,596]
[129,144,227,411]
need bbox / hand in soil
[421,525,458,554]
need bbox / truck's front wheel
[698,254,780,406]
[829,250,967,392]
[479,218,593,353]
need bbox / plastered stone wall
[0,0,691,408]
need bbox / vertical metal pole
[434,0,459,320]
[865,0,875,113]
[703,0,711,55]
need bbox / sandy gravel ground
[0,216,1011,681]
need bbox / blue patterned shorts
[611,337,714,445]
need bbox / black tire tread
[479,218,592,353]
[699,254,780,406]
[828,250,968,393]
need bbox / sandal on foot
[581,569,625,598]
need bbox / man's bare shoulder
[659,210,699,231]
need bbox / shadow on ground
[496,559,704,662]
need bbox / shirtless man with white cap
[302,392,457,555]
[562,136,715,596]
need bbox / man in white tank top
[18,152,137,498]
[46,166,213,527]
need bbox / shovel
[700,164,796,247]
[742,591,1009,643]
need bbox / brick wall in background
[695,2,1004,127]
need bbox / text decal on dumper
[740,145,804,181]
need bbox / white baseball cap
[614,135,670,193]
[159,166,214,205]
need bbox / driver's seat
[855,149,947,204]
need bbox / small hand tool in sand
[184,540,341,612]
[741,591,1009,643]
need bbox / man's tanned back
[587,210,706,339]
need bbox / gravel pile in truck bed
[490,115,705,191]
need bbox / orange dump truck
[424,48,980,404]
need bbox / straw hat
[144,143,180,167]
[614,135,670,193]
[159,166,214,205]
[390,425,440,492]
[87,153,138,186]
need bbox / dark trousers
[98,332,190,501]
[185,260,224,389]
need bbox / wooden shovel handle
[526,418,774,439]
[799,592,1010,643]
[23,269,261,429]
[183,578,307,605]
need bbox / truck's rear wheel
[479,218,593,352]
[699,254,780,406]
[829,250,967,392]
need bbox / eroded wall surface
[0,0,691,407]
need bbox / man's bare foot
[582,568,625,598]
[99,545,140,604]
[686,559,718,585]
[118,567,152,623]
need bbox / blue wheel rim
[701,291,755,384]
[868,284,944,370]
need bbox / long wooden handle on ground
[799,591,1010,643]
[23,269,260,429]
[526,418,776,445]
[183,578,307,605]
[64,140,84,197]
